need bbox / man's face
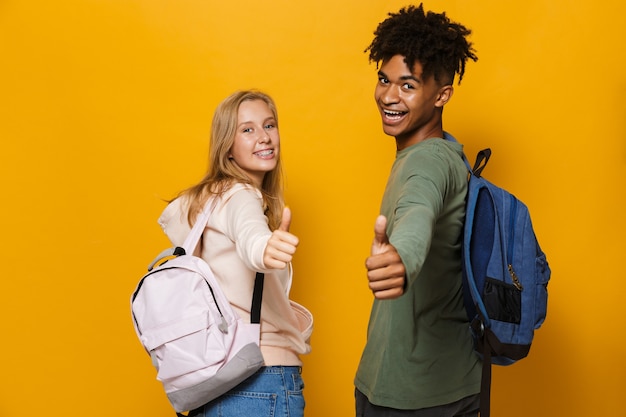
[374,55,450,149]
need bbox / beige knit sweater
[158,183,312,366]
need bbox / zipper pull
[218,317,229,334]
[508,264,523,290]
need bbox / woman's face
[229,99,280,187]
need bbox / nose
[258,131,271,144]
[378,84,400,105]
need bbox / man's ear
[435,85,454,107]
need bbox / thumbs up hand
[278,206,292,232]
[263,207,299,269]
[365,215,406,299]
[371,215,390,256]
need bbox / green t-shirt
[355,137,482,410]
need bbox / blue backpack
[446,133,551,417]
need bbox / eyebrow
[237,117,277,128]
[378,70,421,83]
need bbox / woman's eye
[242,127,252,133]
[265,124,275,129]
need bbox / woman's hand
[263,207,299,269]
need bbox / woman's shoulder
[223,182,262,197]
[157,197,191,246]
[158,197,185,226]
[220,182,263,206]
[212,182,265,219]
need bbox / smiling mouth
[382,109,407,120]
[254,149,274,157]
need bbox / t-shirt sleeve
[389,151,448,285]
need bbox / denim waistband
[257,366,302,374]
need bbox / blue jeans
[189,366,305,417]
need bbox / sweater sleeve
[219,185,273,272]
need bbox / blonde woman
[158,90,313,417]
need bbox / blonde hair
[179,90,284,230]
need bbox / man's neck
[395,125,444,151]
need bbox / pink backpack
[130,199,265,413]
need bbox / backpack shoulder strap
[444,131,496,417]
[443,131,472,172]
[186,197,265,325]
[181,197,217,255]
[148,198,218,271]
[250,272,265,324]
[443,131,491,178]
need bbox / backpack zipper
[204,280,229,333]
[507,196,523,290]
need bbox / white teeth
[384,110,405,119]
[255,150,273,157]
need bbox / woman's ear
[435,85,454,108]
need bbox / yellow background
[1,1,624,416]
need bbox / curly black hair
[365,4,478,85]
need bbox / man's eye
[403,83,415,89]
[378,77,389,84]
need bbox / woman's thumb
[279,207,291,232]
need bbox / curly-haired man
[355,5,482,417]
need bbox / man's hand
[263,207,299,269]
[365,215,406,299]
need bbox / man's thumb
[279,207,291,232]
[373,215,388,245]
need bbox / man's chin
[382,125,403,139]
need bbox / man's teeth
[384,110,405,119]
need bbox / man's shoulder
[400,139,458,167]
